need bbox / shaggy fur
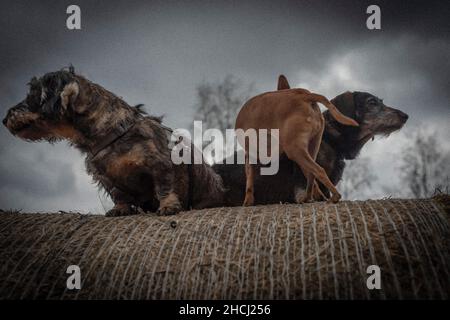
[214,75,409,206]
[3,68,224,216]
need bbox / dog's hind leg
[243,151,255,206]
[309,129,329,201]
[292,127,327,203]
[285,138,341,204]
[294,136,319,203]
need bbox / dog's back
[235,90,321,133]
[236,89,358,135]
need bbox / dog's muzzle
[397,110,409,122]
[3,103,38,133]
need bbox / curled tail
[304,93,359,127]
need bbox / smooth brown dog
[235,85,359,206]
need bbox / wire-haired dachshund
[215,75,408,206]
[3,67,224,216]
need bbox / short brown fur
[235,85,358,206]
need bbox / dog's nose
[398,111,409,121]
[2,117,7,126]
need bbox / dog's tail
[303,93,359,127]
[277,74,291,90]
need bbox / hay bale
[0,198,448,300]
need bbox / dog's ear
[331,91,356,119]
[60,82,80,111]
[277,74,290,90]
[69,65,75,75]
[28,77,39,87]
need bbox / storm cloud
[0,0,448,211]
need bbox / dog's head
[3,67,81,142]
[276,74,409,142]
[330,91,408,140]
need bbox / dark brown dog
[3,67,224,216]
[235,81,359,206]
[215,75,408,205]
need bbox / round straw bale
[0,198,448,299]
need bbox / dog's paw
[157,203,182,216]
[328,193,342,203]
[296,195,312,204]
[243,195,254,207]
[242,190,255,207]
[295,191,312,204]
[157,193,182,216]
[105,205,132,217]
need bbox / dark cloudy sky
[0,0,449,212]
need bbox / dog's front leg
[150,162,182,216]
[154,176,182,215]
[106,203,133,217]
[105,187,134,217]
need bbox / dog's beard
[359,132,375,144]
[10,121,33,133]
[376,123,406,139]
[357,120,405,142]
[11,121,59,142]
[15,127,48,141]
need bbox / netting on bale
[0,198,448,300]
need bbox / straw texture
[0,198,448,300]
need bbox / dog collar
[88,120,194,210]
[89,121,136,158]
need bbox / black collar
[88,119,195,211]
[89,121,135,158]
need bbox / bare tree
[193,75,253,133]
[400,130,450,198]
[338,157,377,200]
